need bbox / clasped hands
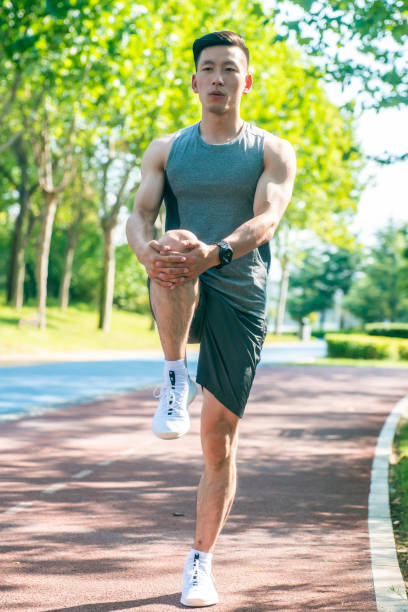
[146,229,213,289]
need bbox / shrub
[399,344,408,361]
[326,334,408,361]
[365,323,408,339]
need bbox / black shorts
[149,279,266,418]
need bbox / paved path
[1,365,407,611]
[0,342,326,421]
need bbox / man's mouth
[209,91,225,97]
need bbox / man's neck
[199,112,244,145]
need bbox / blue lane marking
[0,342,326,422]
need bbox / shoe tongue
[169,370,176,387]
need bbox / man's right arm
[126,139,188,288]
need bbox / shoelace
[153,382,188,417]
[190,554,211,587]
[191,555,202,586]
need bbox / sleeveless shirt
[163,121,270,317]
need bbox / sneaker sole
[152,379,197,440]
[180,595,219,607]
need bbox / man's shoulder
[261,129,296,168]
[151,123,197,148]
[146,124,197,166]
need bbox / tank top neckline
[195,120,247,150]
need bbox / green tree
[269,0,408,115]
[0,0,365,332]
[345,222,408,323]
[287,245,359,325]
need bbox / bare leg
[150,230,199,360]
[194,388,240,553]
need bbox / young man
[126,31,296,607]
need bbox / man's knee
[202,421,239,471]
[158,229,198,252]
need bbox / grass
[390,417,408,589]
[265,332,300,343]
[305,357,408,369]
[0,303,161,354]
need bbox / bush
[326,333,408,361]
[399,344,408,360]
[312,328,362,339]
[365,323,408,339]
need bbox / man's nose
[212,73,224,85]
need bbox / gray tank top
[163,121,270,317]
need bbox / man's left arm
[216,136,296,261]
[179,136,296,276]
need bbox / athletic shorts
[148,279,267,418]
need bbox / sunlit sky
[352,107,408,244]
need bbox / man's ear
[192,73,198,93]
[243,73,253,95]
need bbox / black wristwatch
[215,240,233,269]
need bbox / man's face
[191,45,252,115]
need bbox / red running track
[0,365,407,611]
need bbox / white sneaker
[152,369,197,439]
[181,552,219,607]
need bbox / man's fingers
[148,240,161,253]
[154,255,187,266]
[152,278,174,288]
[158,267,189,276]
[180,239,200,249]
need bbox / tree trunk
[275,262,289,335]
[14,255,25,310]
[7,204,26,305]
[59,227,78,311]
[36,192,58,329]
[6,136,33,307]
[98,225,116,332]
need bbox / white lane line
[369,395,408,611]
[71,469,93,480]
[41,483,66,495]
[3,501,33,515]
[97,458,116,466]
[4,450,137,515]
[118,448,135,456]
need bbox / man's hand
[142,240,189,288]
[160,238,218,286]
[149,230,219,289]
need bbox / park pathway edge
[369,395,408,611]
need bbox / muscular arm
[223,136,296,259]
[126,138,188,287]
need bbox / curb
[369,395,408,611]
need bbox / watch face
[216,241,233,268]
[222,248,233,264]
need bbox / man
[126,30,296,607]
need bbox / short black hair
[192,31,249,70]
